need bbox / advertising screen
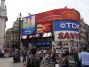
[21,15,36,35]
[54,20,80,31]
[37,21,52,33]
[54,31,80,41]
[28,33,42,38]
[35,41,51,46]
[54,20,80,41]
[36,8,80,24]
[43,32,52,37]
[42,22,52,32]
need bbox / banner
[21,15,36,35]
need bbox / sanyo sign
[54,20,80,41]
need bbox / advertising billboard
[37,24,43,33]
[21,15,36,35]
[54,31,80,41]
[54,20,80,41]
[35,41,51,46]
[28,32,52,38]
[36,8,80,24]
[42,22,52,32]
[54,20,80,31]
[37,21,52,33]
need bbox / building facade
[80,18,89,47]
[5,28,13,47]
[0,0,7,48]
[35,7,81,52]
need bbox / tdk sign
[54,20,80,31]
[60,23,80,29]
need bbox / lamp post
[18,12,22,51]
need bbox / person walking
[13,49,21,63]
[26,48,40,67]
[22,48,27,64]
[80,47,89,67]
[74,48,81,67]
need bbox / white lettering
[66,23,71,28]
[60,22,80,30]
[60,23,66,28]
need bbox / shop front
[28,32,53,49]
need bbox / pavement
[0,57,46,67]
[0,56,75,67]
[0,57,23,67]
[0,57,13,67]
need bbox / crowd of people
[0,45,89,67]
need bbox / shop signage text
[58,32,79,39]
[54,20,80,31]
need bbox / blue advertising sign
[21,15,36,35]
[54,20,80,31]
[35,41,51,46]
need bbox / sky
[5,0,89,30]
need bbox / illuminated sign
[28,32,52,38]
[37,22,52,33]
[54,20,80,41]
[58,31,79,39]
[21,15,36,35]
[35,41,51,46]
[43,32,52,37]
[37,24,43,33]
[54,20,80,31]
[36,9,80,24]
[29,33,42,38]
[54,31,80,41]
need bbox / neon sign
[54,20,80,31]
[60,23,80,29]
[58,32,79,39]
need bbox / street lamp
[18,12,22,51]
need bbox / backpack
[26,54,40,67]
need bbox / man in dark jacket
[26,47,40,67]
[74,48,81,67]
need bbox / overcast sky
[5,0,89,30]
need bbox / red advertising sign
[42,22,52,32]
[37,22,52,33]
[37,24,43,33]
[36,8,80,24]
[58,32,79,39]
